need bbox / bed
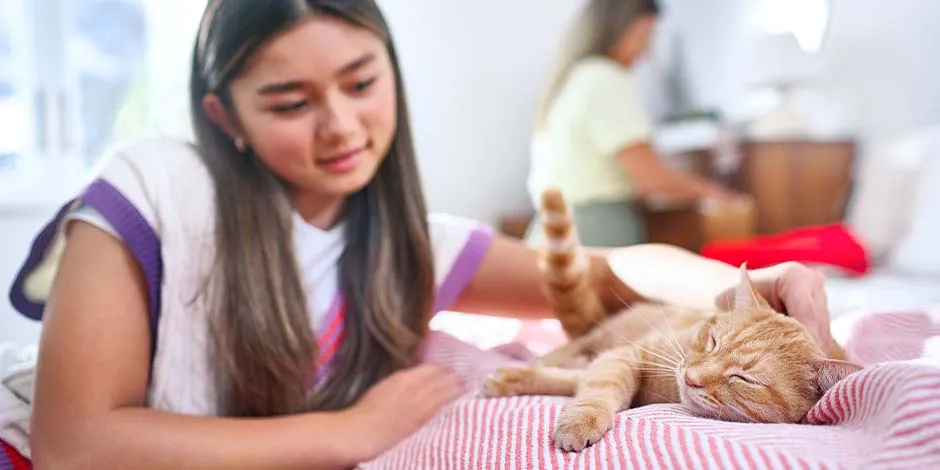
[368,302,940,469]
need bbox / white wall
[379,0,586,222]
[818,0,940,140]
[665,0,940,142]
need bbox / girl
[525,0,736,247]
[2,1,835,468]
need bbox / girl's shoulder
[566,55,635,90]
[93,137,209,187]
[7,138,216,321]
[426,213,495,312]
[88,137,215,229]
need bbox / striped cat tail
[538,188,606,338]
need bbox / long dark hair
[190,0,435,417]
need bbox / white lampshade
[745,32,818,88]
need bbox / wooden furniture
[498,138,856,252]
[638,200,701,251]
[733,140,856,235]
[639,196,757,252]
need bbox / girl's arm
[29,222,421,470]
[616,143,736,202]
[450,236,743,319]
[450,235,645,319]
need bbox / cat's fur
[483,188,863,452]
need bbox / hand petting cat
[600,243,840,359]
[715,262,842,358]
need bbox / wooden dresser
[733,140,856,235]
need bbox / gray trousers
[524,199,647,248]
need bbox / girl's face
[611,14,658,66]
[219,15,398,217]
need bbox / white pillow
[846,126,940,260]
[886,137,940,275]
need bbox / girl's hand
[347,364,463,461]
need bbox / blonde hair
[536,0,659,128]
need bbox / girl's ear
[202,93,242,140]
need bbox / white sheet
[825,267,940,318]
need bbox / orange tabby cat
[483,188,863,452]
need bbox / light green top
[527,56,652,207]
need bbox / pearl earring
[234,138,246,153]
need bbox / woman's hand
[717,262,838,355]
[347,364,463,461]
[617,143,737,203]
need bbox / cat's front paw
[553,404,614,452]
[482,365,537,397]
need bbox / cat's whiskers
[633,360,677,370]
[634,366,677,376]
[609,288,687,363]
[588,318,684,367]
[702,395,720,408]
[633,360,676,369]
[652,301,689,362]
[721,401,756,423]
[641,375,678,383]
[634,356,680,370]
[642,388,676,403]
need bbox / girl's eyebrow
[337,52,377,75]
[255,52,377,95]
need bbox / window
[0,0,205,207]
[0,0,34,173]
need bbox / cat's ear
[733,263,772,311]
[812,358,864,394]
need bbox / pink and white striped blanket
[362,306,940,469]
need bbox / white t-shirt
[527,56,653,207]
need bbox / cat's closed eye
[730,374,762,386]
[705,333,718,352]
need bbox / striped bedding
[362,306,940,469]
[4,307,939,470]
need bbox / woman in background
[526,0,735,247]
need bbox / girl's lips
[317,147,365,173]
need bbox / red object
[1,439,32,470]
[700,223,871,276]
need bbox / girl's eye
[271,101,308,114]
[350,77,377,94]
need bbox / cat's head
[676,265,862,423]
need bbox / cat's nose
[685,370,704,388]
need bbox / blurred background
[1,0,939,348]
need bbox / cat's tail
[538,187,607,338]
